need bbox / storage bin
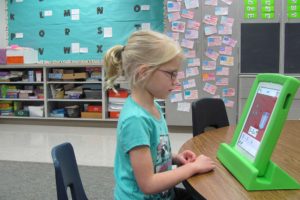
[84,90,102,99]
[108,89,129,98]
[81,112,102,119]
[87,105,102,112]
[64,105,80,118]
[109,111,120,119]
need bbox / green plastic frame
[217,73,300,190]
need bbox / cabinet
[0,63,106,121]
[0,63,166,122]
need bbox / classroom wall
[0,0,6,48]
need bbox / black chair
[51,142,88,200]
[191,98,229,137]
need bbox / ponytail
[104,45,124,91]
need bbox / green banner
[262,0,274,6]
[244,12,258,19]
[262,12,275,19]
[288,12,300,18]
[262,6,275,12]
[245,6,257,12]
[244,0,258,6]
[288,5,300,12]
[288,0,300,5]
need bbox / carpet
[0,160,114,200]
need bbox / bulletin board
[7,0,164,62]
[240,23,280,73]
[284,23,300,74]
[164,0,239,126]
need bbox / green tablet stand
[217,74,300,190]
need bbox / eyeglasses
[157,69,178,80]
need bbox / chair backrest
[192,98,229,137]
[51,142,88,200]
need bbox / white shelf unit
[0,65,45,119]
[0,63,166,121]
[0,63,110,121]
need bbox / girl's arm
[130,146,215,195]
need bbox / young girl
[104,30,215,200]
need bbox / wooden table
[179,120,300,200]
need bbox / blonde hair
[104,30,182,91]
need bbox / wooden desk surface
[179,120,300,200]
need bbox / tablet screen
[235,82,282,162]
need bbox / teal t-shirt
[114,96,174,200]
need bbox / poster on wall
[7,0,164,62]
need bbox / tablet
[235,82,282,162]
[217,74,300,190]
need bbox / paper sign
[168,12,181,22]
[187,20,201,30]
[177,102,191,112]
[203,15,218,26]
[181,9,195,19]
[219,46,233,55]
[203,83,217,95]
[207,36,222,46]
[71,43,80,53]
[15,33,23,38]
[172,21,186,32]
[222,97,234,108]
[204,26,218,35]
[202,60,216,70]
[185,30,199,39]
[187,58,200,67]
[183,49,196,58]
[221,0,233,5]
[220,55,234,66]
[182,79,196,89]
[167,1,181,12]
[181,39,194,49]
[184,0,199,9]
[222,36,237,47]
[44,10,53,17]
[205,48,219,61]
[71,14,80,20]
[222,88,235,97]
[142,23,151,30]
[103,27,112,38]
[71,9,80,15]
[220,16,234,27]
[141,5,150,10]
[170,93,183,103]
[202,72,216,81]
[218,25,232,35]
[184,90,198,100]
[216,77,229,86]
[205,0,218,6]
[215,7,229,15]
[186,67,199,77]
[80,47,88,53]
[216,66,229,75]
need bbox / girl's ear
[136,64,149,78]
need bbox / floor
[0,123,192,167]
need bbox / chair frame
[192,98,229,137]
[51,142,88,200]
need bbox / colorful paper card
[184,89,198,100]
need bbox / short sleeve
[120,116,151,153]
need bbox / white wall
[0,0,7,48]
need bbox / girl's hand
[174,150,196,165]
[192,154,216,174]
